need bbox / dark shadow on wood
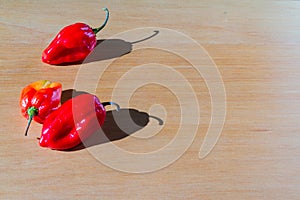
[84,31,159,63]
[61,89,89,104]
[83,39,132,63]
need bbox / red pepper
[42,8,109,65]
[20,80,62,136]
[39,94,119,150]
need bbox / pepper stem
[102,102,120,111]
[92,7,109,35]
[24,107,38,136]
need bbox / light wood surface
[1,0,300,199]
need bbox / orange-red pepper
[42,8,109,65]
[39,93,119,150]
[20,80,62,136]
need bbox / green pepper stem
[92,7,109,35]
[102,102,120,111]
[24,107,38,136]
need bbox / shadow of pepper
[60,89,89,104]
[84,30,159,63]
[83,39,132,63]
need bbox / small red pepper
[42,8,109,65]
[39,94,119,150]
[20,80,62,136]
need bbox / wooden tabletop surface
[1,0,300,199]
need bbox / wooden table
[1,0,300,199]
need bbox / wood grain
[1,0,300,199]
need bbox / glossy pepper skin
[20,80,62,136]
[39,94,107,150]
[42,8,109,65]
